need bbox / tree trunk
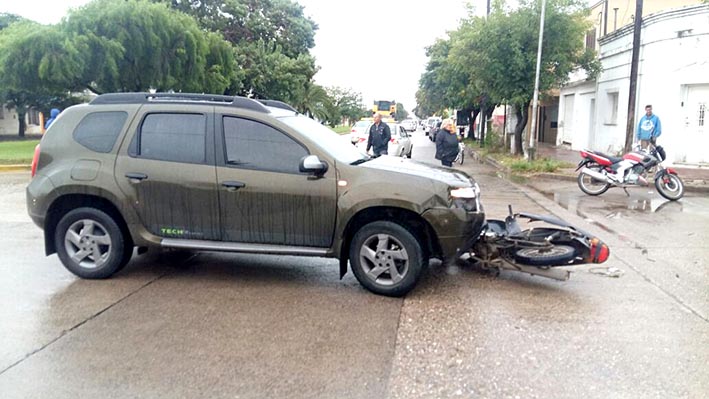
[17,109,27,138]
[468,109,480,140]
[480,105,487,146]
[513,103,529,156]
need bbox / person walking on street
[366,114,391,157]
[636,105,661,149]
[435,119,459,167]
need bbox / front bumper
[422,208,486,260]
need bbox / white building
[558,4,709,164]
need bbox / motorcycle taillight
[587,238,610,264]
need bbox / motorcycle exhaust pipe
[580,167,611,183]
[498,260,570,281]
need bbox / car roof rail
[258,99,298,113]
[89,92,269,113]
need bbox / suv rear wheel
[349,221,424,297]
[55,207,132,279]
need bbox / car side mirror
[299,155,328,176]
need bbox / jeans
[441,160,453,167]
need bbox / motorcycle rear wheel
[577,166,611,196]
[514,245,576,266]
[655,173,684,201]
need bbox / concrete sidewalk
[471,142,709,193]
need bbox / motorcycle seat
[589,151,623,164]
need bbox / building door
[561,94,575,144]
[682,84,709,164]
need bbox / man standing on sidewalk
[636,105,661,149]
[366,114,391,157]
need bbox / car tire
[349,221,424,297]
[55,207,132,279]
[406,148,412,158]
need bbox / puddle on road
[543,191,687,219]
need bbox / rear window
[354,121,369,128]
[73,111,128,153]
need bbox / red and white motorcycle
[575,140,684,201]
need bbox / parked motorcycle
[575,140,684,201]
[462,206,610,281]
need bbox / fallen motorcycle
[575,140,684,201]
[462,206,610,281]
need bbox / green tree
[455,0,600,154]
[294,82,332,122]
[154,0,318,102]
[325,87,366,126]
[417,30,490,140]
[0,22,80,136]
[395,103,408,121]
[154,0,317,58]
[0,13,23,30]
[64,0,238,94]
[237,40,315,102]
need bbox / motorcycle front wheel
[655,173,684,201]
[577,166,611,196]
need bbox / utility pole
[624,0,643,153]
[528,0,546,161]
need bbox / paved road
[0,129,706,398]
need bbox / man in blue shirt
[636,104,661,149]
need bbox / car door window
[400,127,408,138]
[133,113,207,164]
[223,116,308,174]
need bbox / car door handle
[222,181,246,192]
[125,172,148,182]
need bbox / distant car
[349,120,371,144]
[401,119,417,132]
[389,124,413,158]
[429,120,443,142]
[355,122,412,158]
[424,117,441,136]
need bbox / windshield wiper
[350,157,372,165]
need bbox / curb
[467,148,709,194]
[0,164,31,172]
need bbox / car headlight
[450,183,480,199]
[450,184,481,212]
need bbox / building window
[606,91,619,125]
[585,28,596,50]
[699,103,706,128]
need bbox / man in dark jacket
[366,114,391,157]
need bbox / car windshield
[279,115,366,164]
[354,121,369,128]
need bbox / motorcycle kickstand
[622,187,630,196]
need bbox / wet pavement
[1,131,707,398]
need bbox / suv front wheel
[55,207,132,279]
[349,221,424,297]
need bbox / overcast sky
[3,0,488,113]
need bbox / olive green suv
[27,93,484,296]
